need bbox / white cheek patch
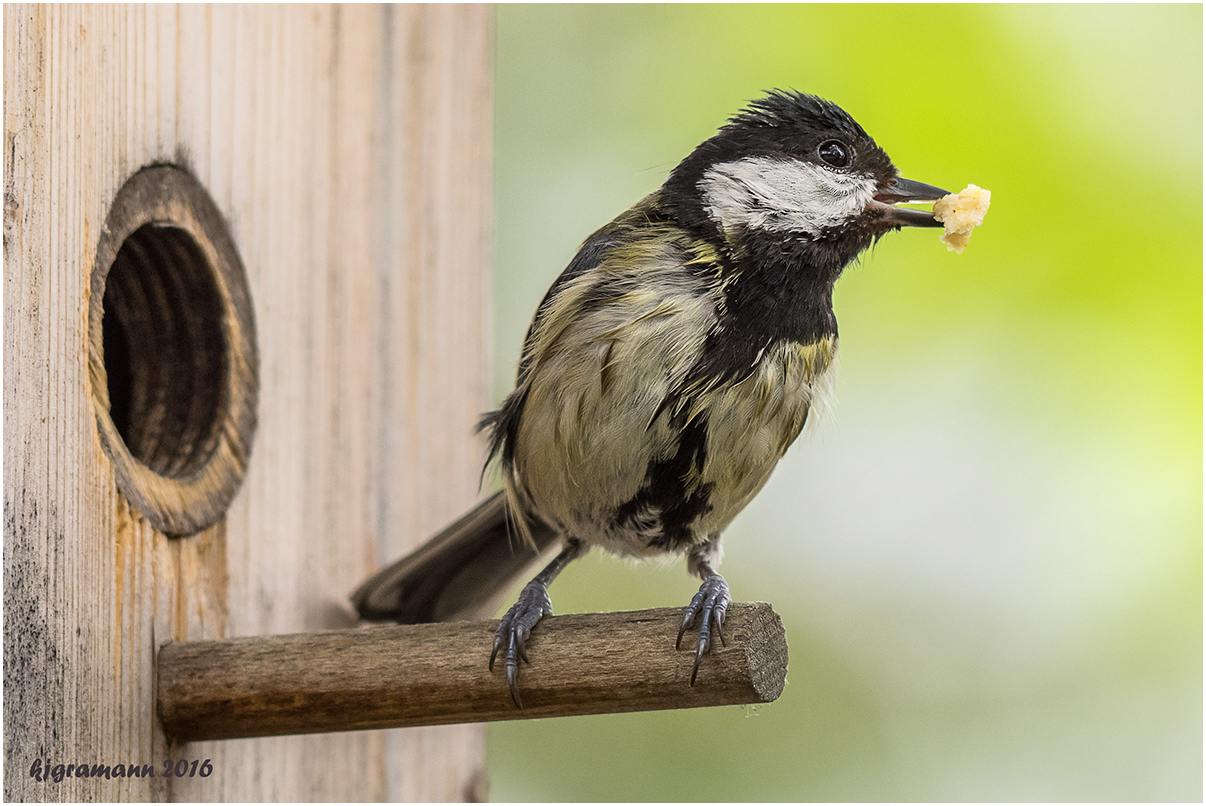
[699,156,877,237]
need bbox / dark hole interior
[101,224,228,479]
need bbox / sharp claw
[506,661,523,709]
[489,633,503,671]
[691,630,710,686]
[690,643,705,686]
[676,611,693,650]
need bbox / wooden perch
[157,602,788,742]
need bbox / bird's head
[662,90,947,266]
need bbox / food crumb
[933,184,991,254]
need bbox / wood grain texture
[157,603,789,741]
[4,4,492,801]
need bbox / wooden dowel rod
[157,602,787,742]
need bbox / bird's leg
[677,539,730,686]
[489,538,584,708]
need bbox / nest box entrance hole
[89,165,259,536]
[102,224,227,478]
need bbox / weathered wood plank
[4,4,492,801]
[157,604,789,741]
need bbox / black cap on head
[724,90,871,142]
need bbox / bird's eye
[817,140,851,168]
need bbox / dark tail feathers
[352,491,559,623]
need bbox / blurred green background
[485,4,1202,801]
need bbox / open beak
[869,176,950,228]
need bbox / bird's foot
[489,579,553,709]
[676,573,730,685]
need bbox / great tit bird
[353,90,949,708]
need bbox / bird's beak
[869,176,950,228]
